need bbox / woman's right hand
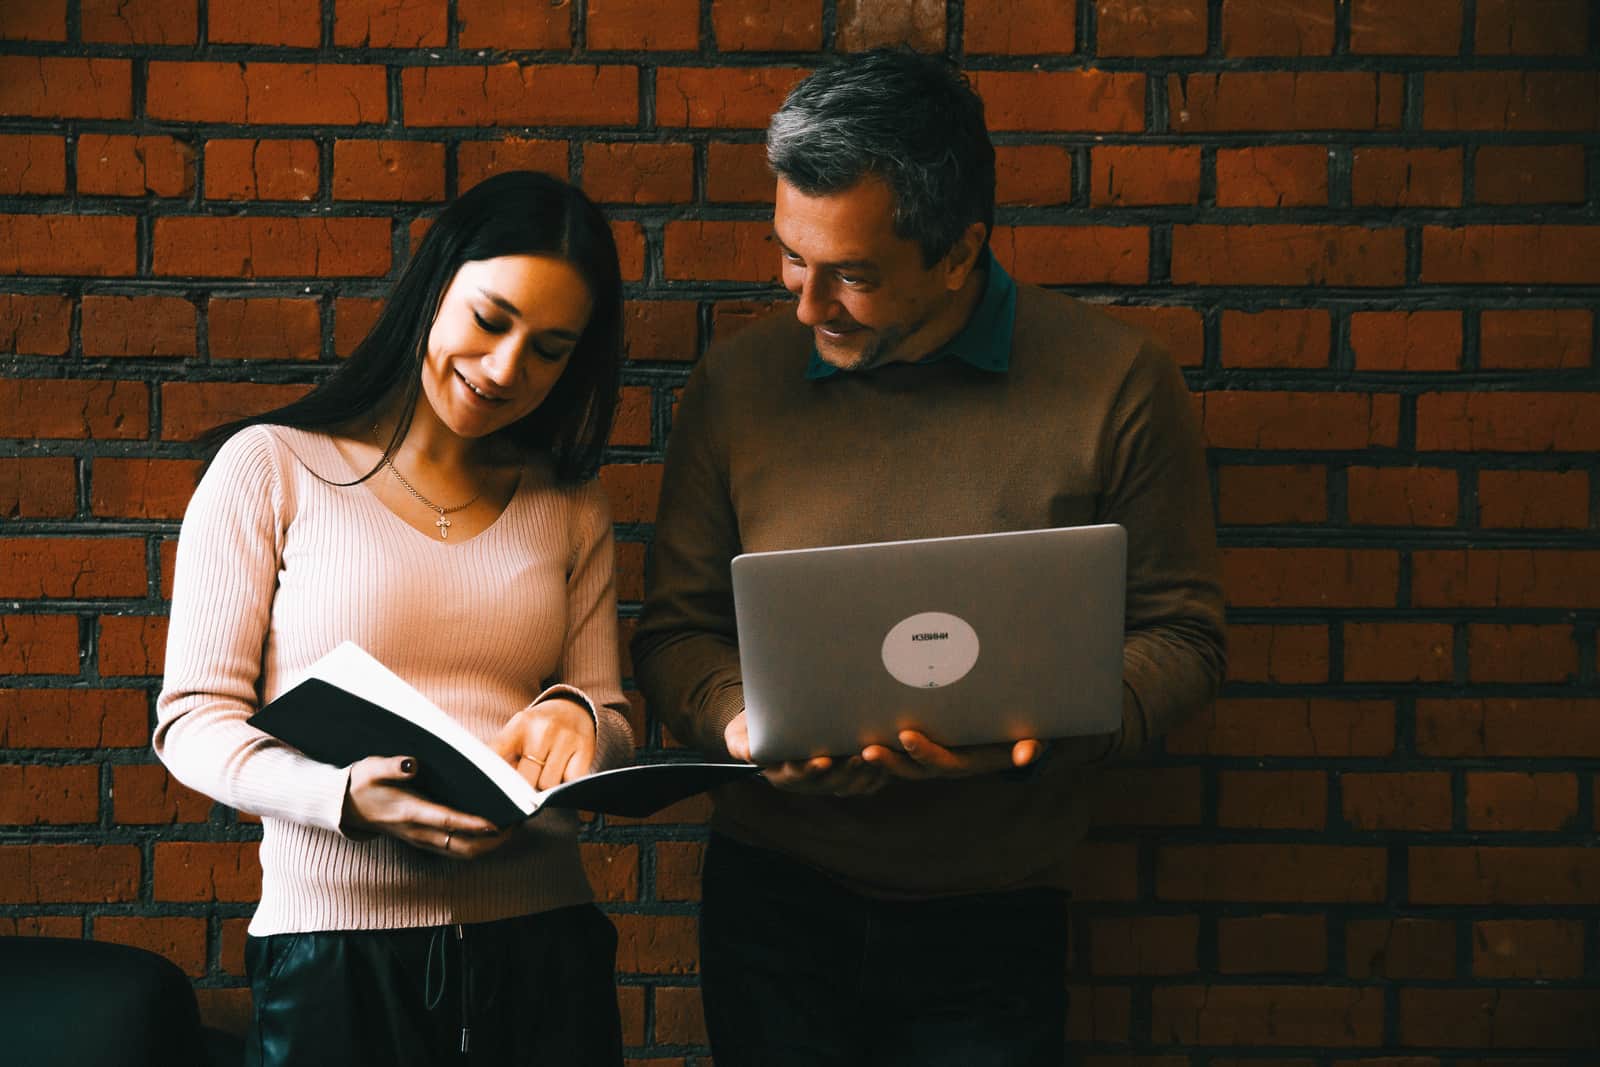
[341,756,509,860]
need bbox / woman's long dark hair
[205,170,623,482]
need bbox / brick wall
[1,1,1596,1061]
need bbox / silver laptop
[731,524,1126,763]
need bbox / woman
[155,171,632,1065]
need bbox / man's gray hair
[767,49,996,266]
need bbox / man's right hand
[725,711,888,797]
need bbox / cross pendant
[435,513,451,539]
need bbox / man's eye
[837,273,863,286]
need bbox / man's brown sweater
[632,284,1226,898]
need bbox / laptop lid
[731,524,1126,763]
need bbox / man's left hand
[860,730,1045,780]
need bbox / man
[632,49,1225,1066]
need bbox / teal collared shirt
[803,250,1018,380]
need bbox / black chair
[0,935,242,1067]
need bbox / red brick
[153,841,261,902]
[1159,844,1385,902]
[332,141,445,202]
[1226,624,1328,683]
[1220,0,1335,56]
[335,0,446,45]
[209,298,322,362]
[1424,72,1599,131]
[328,298,383,358]
[1350,310,1461,372]
[654,840,705,901]
[614,542,646,604]
[0,57,133,119]
[457,138,569,188]
[611,221,645,282]
[160,382,308,442]
[1418,697,1600,757]
[147,62,386,124]
[620,300,698,363]
[1220,309,1330,369]
[0,917,82,938]
[836,0,944,50]
[0,293,72,356]
[1219,770,1326,829]
[457,0,571,48]
[1090,145,1201,206]
[1202,392,1400,450]
[583,143,694,204]
[1469,624,1577,684]
[1217,915,1325,974]
[704,141,770,203]
[1416,393,1600,451]
[205,139,319,201]
[1092,766,1204,826]
[1090,915,1198,975]
[219,917,249,975]
[597,464,663,524]
[1351,147,1464,207]
[0,764,99,824]
[0,380,147,440]
[81,295,196,358]
[1411,846,1600,905]
[2,0,66,38]
[1480,309,1591,370]
[609,386,652,449]
[0,458,76,519]
[1473,920,1585,979]
[663,220,774,283]
[1216,146,1328,207]
[1467,772,1578,831]
[1171,72,1403,131]
[1476,0,1590,55]
[1349,0,1461,54]
[1100,306,1204,367]
[1347,466,1459,527]
[1068,985,1132,1043]
[406,64,635,127]
[0,134,66,194]
[655,66,803,129]
[1165,698,1396,758]
[994,145,1074,207]
[1477,469,1588,528]
[1223,547,1398,608]
[0,845,140,903]
[1213,462,1324,525]
[1174,225,1405,286]
[964,0,1075,52]
[1346,918,1457,979]
[991,225,1149,285]
[98,615,167,677]
[588,0,698,49]
[194,987,251,1038]
[1399,989,1600,1049]
[111,764,214,824]
[153,217,390,278]
[94,916,207,977]
[1343,621,1453,682]
[76,133,194,198]
[0,538,146,599]
[612,913,698,974]
[90,459,200,520]
[1153,986,1383,1046]
[159,540,177,598]
[1098,0,1206,56]
[579,843,637,902]
[0,689,148,748]
[81,0,197,43]
[653,985,708,1045]
[712,0,821,49]
[209,0,318,44]
[0,214,137,276]
[1067,842,1138,902]
[1342,772,1453,831]
[974,71,1145,132]
[1475,145,1586,205]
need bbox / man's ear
[942,221,990,291]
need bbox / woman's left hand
[492,698,597,792]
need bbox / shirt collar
[804,249,1017,381]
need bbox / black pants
[700,834,1071,1067]
[244,905,622,1067]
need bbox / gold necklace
[374,426,483,540]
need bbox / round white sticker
[881,611,980,689]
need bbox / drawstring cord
[423,923,473,1056]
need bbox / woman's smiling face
[416,254,595,442]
